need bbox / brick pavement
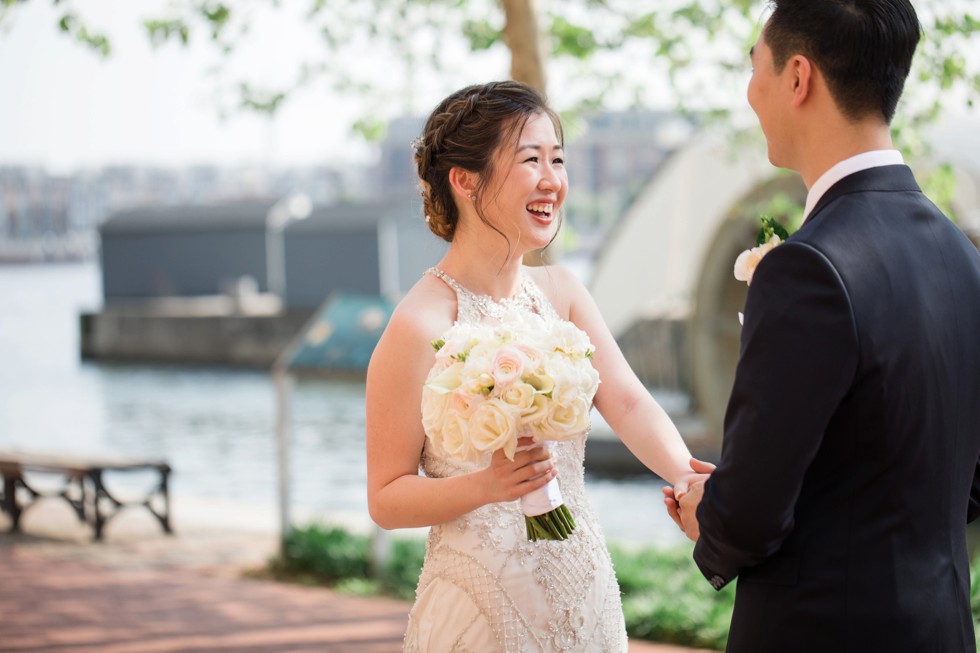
[0,503,714,653]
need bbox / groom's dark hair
[765,0,921,124]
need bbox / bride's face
[478,112,567,251]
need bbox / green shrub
[611,544,732,650]
[281,524,370,582]
[274,523,424,599]
[270,523,980,651]
[380,536,427,600]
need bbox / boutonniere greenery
[734,216,791,286]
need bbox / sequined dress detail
[403,267,628,653]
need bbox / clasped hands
[662,458,716,541]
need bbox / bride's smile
[482,112,567,251]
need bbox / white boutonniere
[734,216,790,286]
[735,216,791,324]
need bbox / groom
[669,1,980,651]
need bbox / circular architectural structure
[591,122,980,438]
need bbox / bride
[366,80,706,652]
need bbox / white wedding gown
[403,268,628,653]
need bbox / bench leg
[88,467,174,541]
[89,470,113,541]
[2,475,22,533]
[158,467,173,534]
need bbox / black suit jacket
[693,165,980,652]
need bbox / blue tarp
[281,293,395,373]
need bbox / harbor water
[0,262,686,547]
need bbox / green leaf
[756,215,790,246]
[351,115,387,143]
[144,18,192,47]
[551,17,597,59]
[461,19,499,51]
[239,83,287,115]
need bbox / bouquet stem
[520,444,576,541]
[525,503,576,541]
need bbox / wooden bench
[0,451,172,541]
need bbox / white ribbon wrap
[518,440,564,517]
[521,476,565,517]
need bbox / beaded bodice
[404,267,628,653]
[426,266,562,323]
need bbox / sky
[0,0,394,172]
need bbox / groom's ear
[788,54,813,108]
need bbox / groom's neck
[793,116,895,189]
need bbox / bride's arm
[366,296,556,530]
[539,267,695,486]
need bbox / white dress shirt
[802,150,905,223]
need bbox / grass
[265,522,980,651]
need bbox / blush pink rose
[491,346,529,389]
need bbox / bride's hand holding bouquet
[482,437,558,506]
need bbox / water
[0,262,686,547]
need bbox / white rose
[450,389,486,418]
[734,235,781,286]
[530,396,591,442]
[522,392,550,423]
[550,375,579,406]
[441,410,480,463]
[499,381,536,412]
[469,399,519,460]
[420,386,451,437]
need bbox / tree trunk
[500,0,553,265]
[500,0,547,92]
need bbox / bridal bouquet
[421,309,600,541]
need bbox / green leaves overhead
[57,11,110,56]
[551,17,597,59]
[462,18,500,51]
[239,83,287,115]
[3,0,977,149]
[144,19,191,47]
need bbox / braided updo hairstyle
[413,81,564,242]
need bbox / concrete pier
[80,303,312,368]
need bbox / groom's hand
[678,481,705,541]
[663,458,716,536]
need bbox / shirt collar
[802,150,905,222]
